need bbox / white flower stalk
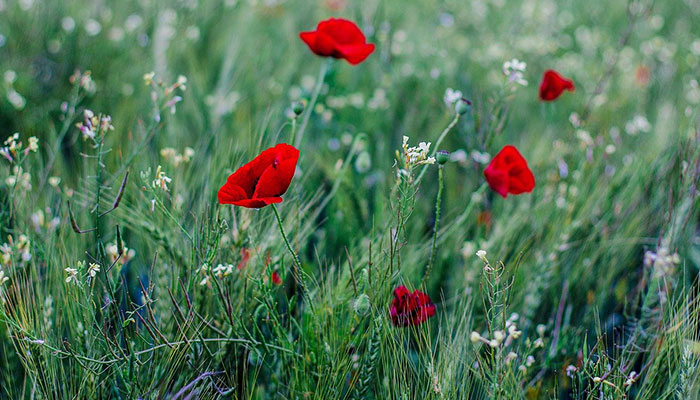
[502,58,528,86]
[87,263,100,278]
[152,165,172,191]
[65,267,79,284]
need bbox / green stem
[415,113,460,185]
[289,117,298,146]
[422,166,444,287]
[294,60,329,148]
[271,204,315,313]
[271,204,302,278]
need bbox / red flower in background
[271,272,282,285]
[483,145,535,198]
[299,18,375,65]
[237,248,251,270]
[218,143,299,208]
[389,285,436,327]
[538,69,575,101]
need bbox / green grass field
[1,0,700,398]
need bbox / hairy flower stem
[271,204,314,311]
[294,59,329,148]
[422,166,443,287]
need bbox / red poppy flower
[538,69,575,101]
[483,145,535,198]
[299,18,375,65]
[389,285,436,327]
[218,143,299,208]
[271,271,282,285]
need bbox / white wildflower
[27,136,38,152]
[443,88,463,107]
[65,267,79,284]
[152,165,172,191]
[87,263,100,278]
[503,58,528,86]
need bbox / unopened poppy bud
[455,98,471,115]
[291,101,304,116]
[436,150,449,165]
[354,293,371,316]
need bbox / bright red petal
[299,31,319,53]
[218,183,248,204]
[338,43,375,65]
[317,18,365,45]
[230,197,283,209]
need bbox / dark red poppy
[299,18,375,65]
[389,285,436,327]
[538,69,575,101]
[271,271,282,285]
[218,143,299,208]
[483,145,535,198]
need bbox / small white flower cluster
[401,136,435,167]
[644,245,680,277]
[160,147,194,167]
[106,242,135,266]
[198,264,211,286]
[152,165,172,191]
[1,132,38,163]
[76,109,114,141]
[502,58,528,87]
[566,364,578,378]
[0,269,9,286]
[624,115,651,135]
[624,370,638,387]
[87,262,100,278]
[470,314,545,375]
[212,263,236,278]
[65,260,101,285]
[443,87,463,107]
[69,70,96,93]
[144,73,188,115]
[5,166,32,192]
[3,69,24,108]
[0,234,32,267]
[470,313,522,349]
[65,266,79,284]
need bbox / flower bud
[291,101,304,116]
[455,98,471,115]
[470,331,481,343]
[436,150,449,165]
[353,293,371,317]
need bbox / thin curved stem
[294,60,329,148]
[415,113,460,185]
[271,204,302,273]
[271,204,316,313]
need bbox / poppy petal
[230,197,283,209]
[337,43,375,65]
[218,183,248,204]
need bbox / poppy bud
[291,101,304,116]
[455,98,471,115]
[353,293,371,317]
[436,150,449,165]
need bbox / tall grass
[1,0,699,398]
